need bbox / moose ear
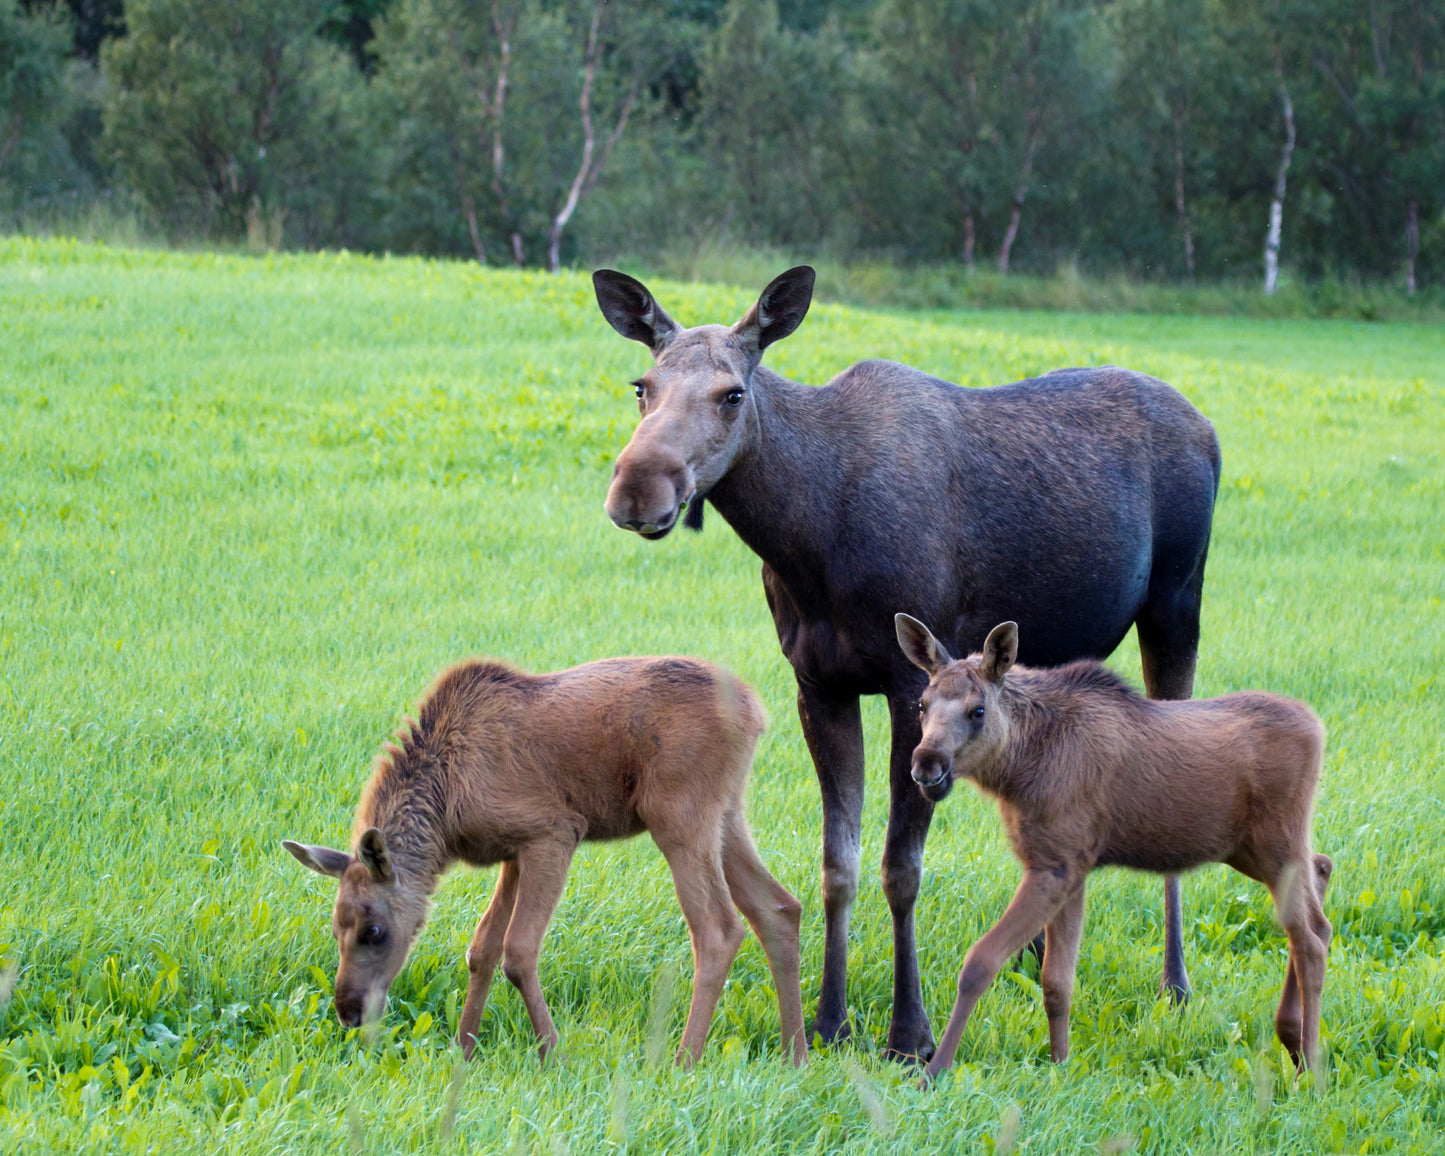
[981,621,1019,682]
[282,840,352,878]
[356,827,394,882]
[592,269,679,354]
[733,266,815,357]
[895,613,954,675]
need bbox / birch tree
[545,0,641,272]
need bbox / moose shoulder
[592,265,1221,1061]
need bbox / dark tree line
[3,0,1442,288]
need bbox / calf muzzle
[911,751,954,801]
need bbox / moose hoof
[1159,971,1192,1006]
[883,1024,936,1065]
[808,1015,853,1049]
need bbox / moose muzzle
[605,441,694,539]
[911,749,955,802]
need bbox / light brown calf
[283,656,807,1067]
[895,615,1332,1083]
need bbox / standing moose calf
[592,265,1220,1060]
[283,656,808,1068]
[895,615,1332,1083]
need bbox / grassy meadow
[1,236,1443,1154]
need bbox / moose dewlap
[895,615,1332,1083]
[282,655,807,1067]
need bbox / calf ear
[593,269,679,354]
[982,621,1019,682]
[895,613,953,674]
[357,827,394,882]
[282,840,352,878]
[733,266,815,356]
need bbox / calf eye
[916,701,926,715]
[970,706,985,721]
[633,381,645,399]
[359,924,386,946]
[723,388,744,407]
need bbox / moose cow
[592,265,1221,1060]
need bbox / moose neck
[975,676,1060,802]
[357,752,453,899]
[706,366,843,596]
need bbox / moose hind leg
[797,684,865,1046]
[1137,560,1206,1003]
[655,828,747,1067]
[721,807,807,1065]
[880,694,936,1062]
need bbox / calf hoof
[883,1022,936,1065]
[807,1015,853,1049]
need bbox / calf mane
[356,660,532,872]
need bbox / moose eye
[916,701,926,716]
[723,388,744,407]
[633,381,645,399]
[359,924,386,947]
[970,705,985,721]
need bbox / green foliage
[100,0,373,245]
[2,238,1444,1150]
[11,0,1445,290]
[0,0,85,203]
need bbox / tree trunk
[1172,100,1195,284]
[460,181,487,264]
[1404,199,1418,295]
[997,130,1035,275]
[547,0,638,273]
[488,0,524,266]
[997,31,1040,276]
[1263,72,1295,296]
[0,114,22,171]
[963,199,975,271]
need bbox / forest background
[3,0,1444,308]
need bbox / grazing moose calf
[894,615,1332,1083]
[283,656,808,1068]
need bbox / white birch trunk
[1172,101,1195,284]
[547,1,638,273]
[1264,71,1295,295]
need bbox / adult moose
[591,265,1220,1061]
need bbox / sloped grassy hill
[1,237,1443,1153]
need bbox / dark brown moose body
[282,656,807,1068]
[592,265,1221,1060]
[895,615,1331,1083]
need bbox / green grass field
[1,237,1443,1154]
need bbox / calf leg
[499,837,578,1063]
[654,829,747,1067]
[1274,853,1333,1069]
[882,692,935,1061]
[1041,887,1087,1063]
[923,867,1079,1085]
[457,860,519,1058]
[721,807,807,1065]
[1137,570,1206,1004]
[797,683,865,1045]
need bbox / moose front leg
[457,860,519,1058]
[923,867,1076,1085]
[881,693,935,1061]
[796,682,865,1046]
